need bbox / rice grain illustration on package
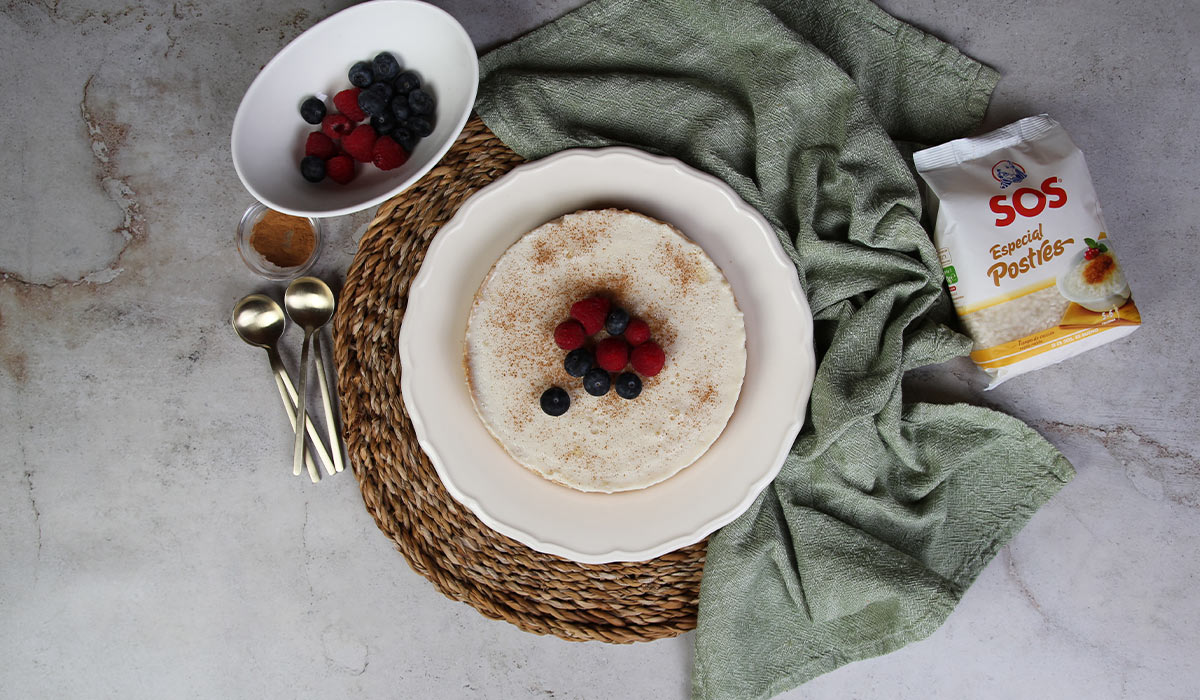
[915,115,1140,388]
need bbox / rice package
[914,115,1139,388]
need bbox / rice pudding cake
[464,208,746,493]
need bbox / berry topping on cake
[630,341,665,377]
[595,337,629,372]
[605,307,630,335]
[540,387,570,416]
[564,348,594,377]
[624,318,650,345]
[554,320,587,350]
[570,296,610,335]
[583,368,611,396]
[614,372,642,400]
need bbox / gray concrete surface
[2,0,1198,697]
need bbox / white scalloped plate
[398,148,814,563]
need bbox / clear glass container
[236,202,323,280]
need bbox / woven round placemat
[331,116,706,644]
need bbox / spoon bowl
[231,294,287,348]
[284,277,336,329]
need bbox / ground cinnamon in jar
[249,209,316,267]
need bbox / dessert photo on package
[915,115,1140,388]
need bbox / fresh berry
[348,61,374,88]
[614,372,642,399]
[564,348,593,377]
[408,88,435,115]
[333,88,366,121]
[393,70,421,94]
[594,337,629,372]
[358,88,388,118]
[390,96,411,121]
[370,112,397,135]
[1084,248,1099,260]
[570,297,610,335]
[321,113,354,139]
[342,124,377,162]
[372,52,401,81]
[369,81,394,102]
[325,155,355,184]
[540,387,570,416]
[299,155,326,183]
[624,318,650,345]
[605,308,629,335]
[304,131,336,159]
[408,116,433,138]
[372,136,408,170]
[583,368,611,396]
[393,126,416,153]
[554,319,587,350]
[630,341,665,377]
[299,97,326,124]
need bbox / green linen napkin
[474,0,1076,697]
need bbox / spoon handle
[311,332,344,474]
[293,330,319,483]
[269,349,334,478]
[268,348,321,475]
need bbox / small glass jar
[236,202,323,280]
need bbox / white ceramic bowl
[231,0,478,218]
[399,148,816,563]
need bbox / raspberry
[326,155,355,185]
[342,124,377,163]
[594,337,629,372]
[333,88,366,122]
[630,341,665,376]
[372,136,409,170]
[554,319,586,350]
[624,318,650,345]
[321,113,353,140]
[1083,248,1098,260]
[570,297,610,335]
[305,132,336,159]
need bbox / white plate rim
[398,147,814,563]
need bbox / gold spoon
[231,294,334,482]
[284,277,337,481]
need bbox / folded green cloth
[475,1,1075,697]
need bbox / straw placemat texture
[331,116,706,644]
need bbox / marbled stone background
[2,1,1197,697]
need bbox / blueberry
[540,387,570,416]
[393,70,421,94]
[368,81,394,102]
[348,61,374,88]
[605,308,630,335]
[390,96,411,121]
[614,372,642,399]
[408,88,435,115]
[564,348,593,377]
[372,52,400,81]
[370,112,396,135]
[299,155,325,183]
[583,368,611,397]
[357,88,388,117]
[393,126,416,152]
[299,97,325,125]
[407,116,433,138]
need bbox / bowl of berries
[231,0,478,218]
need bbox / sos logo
[989,177,1067,226]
